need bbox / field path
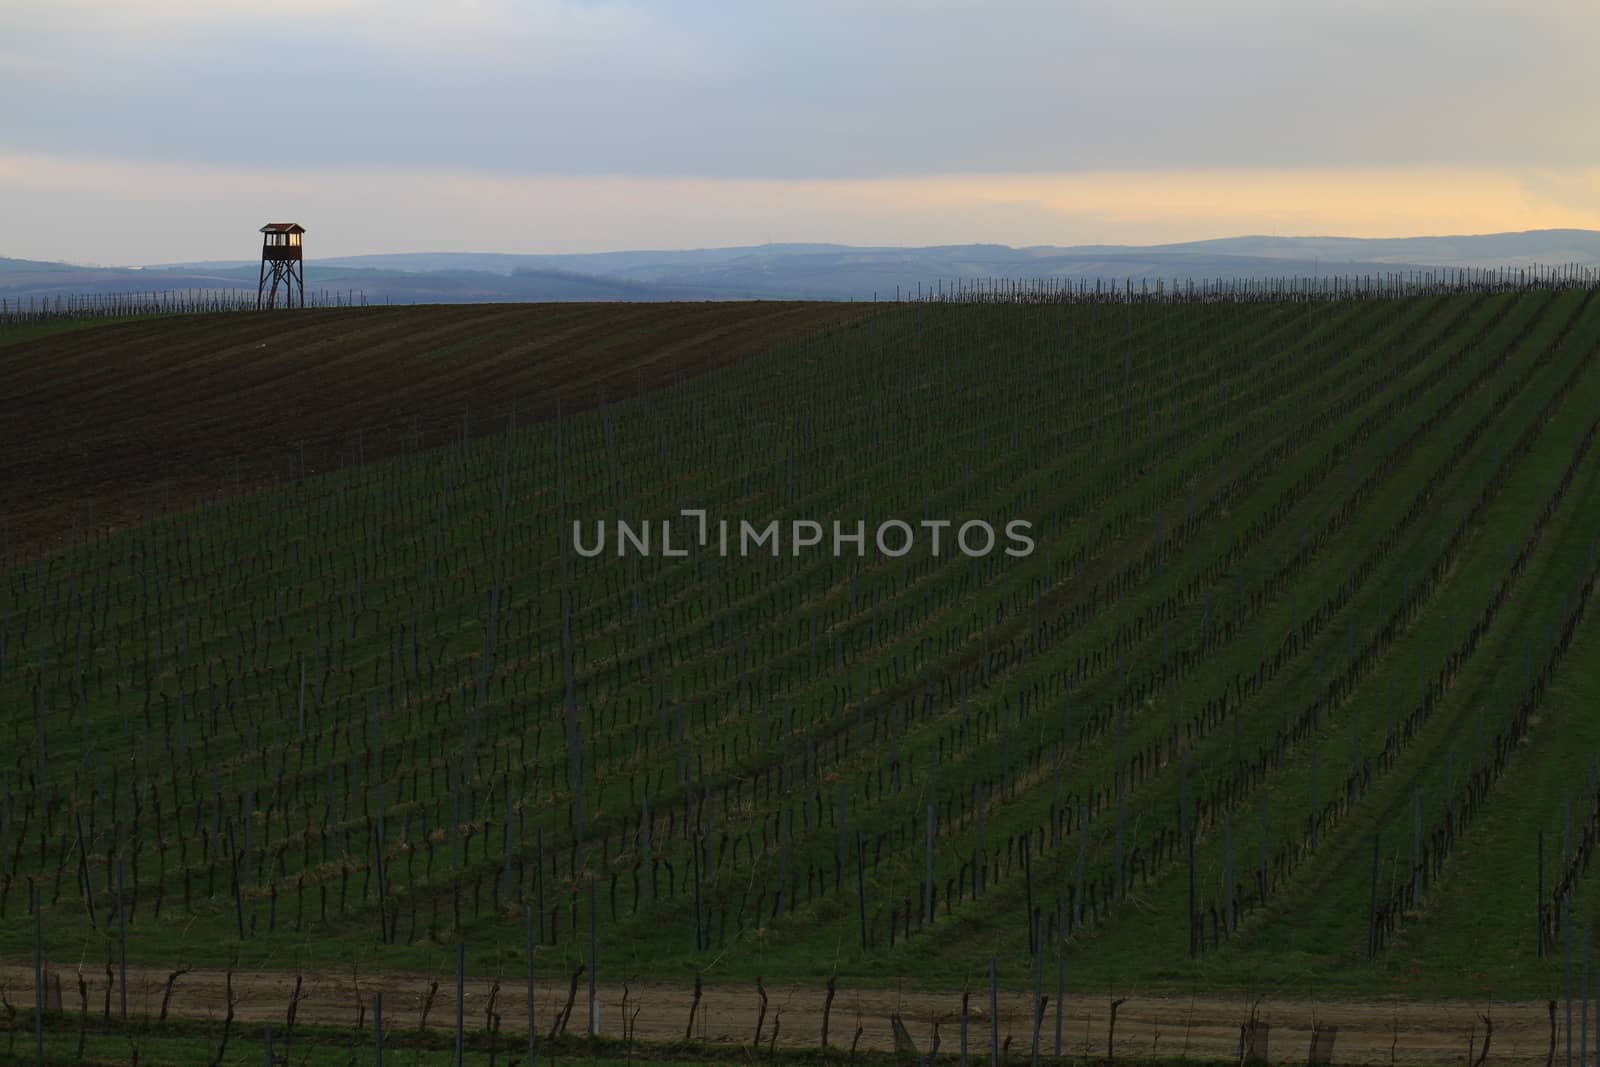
[0,964,1560,1065]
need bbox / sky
[3,0,1598,264]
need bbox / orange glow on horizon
[4,152,1599,262]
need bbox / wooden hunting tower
[257,223,305,308]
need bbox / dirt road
[0,963,1563,1064]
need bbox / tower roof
[260,223,306,234]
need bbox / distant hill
[0,260,726,304]
[0,257,81,274]
[1130,229,1600,268]
[5,229,1597,304]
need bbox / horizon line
[10,225,1600,272]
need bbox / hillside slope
[0,301,877,553]
[3,292,1599,1008]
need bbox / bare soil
[0,301,879,557]
[0,964,1557,1065]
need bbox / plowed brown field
[0,301,877,555]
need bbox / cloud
[7,0,708,77]
[5,0,1597,180]
[3,0,1597,271]
[5,151,1599,265]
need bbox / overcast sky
[3,0,1598,263]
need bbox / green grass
[1,1014,1229,1067]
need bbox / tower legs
[256,258,304,309]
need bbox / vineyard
[4,287,1600,1064]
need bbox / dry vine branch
[74,970,87,1062]
[415,981,439,1067]
[753,975,769,1050]
[158,966,190,1022]
[1108,997,1128,1064]
[205,963,236,1067]
[821,974,836,1048]
[1474,1008,1494,1067]
[284,972,304,1037]
[550,965,583,1041]
[685,972,701,1041]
